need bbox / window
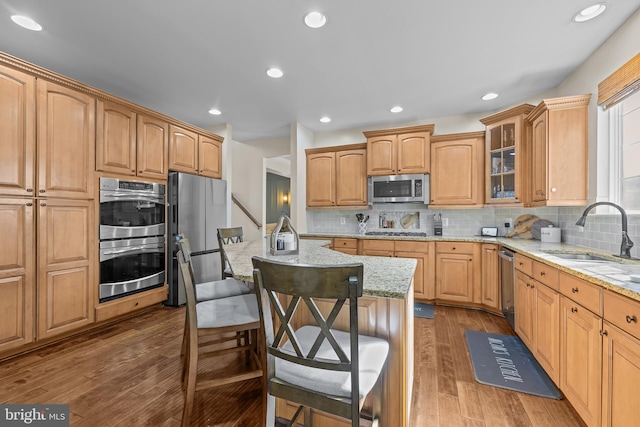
[598,52,640,213]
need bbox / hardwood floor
[0,305,586,426]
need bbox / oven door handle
[100,245,164,261]
[100,193,164,205]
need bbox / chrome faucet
[575,202,634,259]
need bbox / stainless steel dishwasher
[499,249,516,330]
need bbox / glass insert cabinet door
[488,122,518,202]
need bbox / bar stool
[177,249,263,427]
[251,257,389,427]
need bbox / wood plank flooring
[0,304,586,426]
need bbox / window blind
[598,52,640,109]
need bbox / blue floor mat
[414,302,434,318]
[465,330,562,399]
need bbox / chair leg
[181,338,198,427]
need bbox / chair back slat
[217,227,244,278]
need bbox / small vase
[358,222,367,235]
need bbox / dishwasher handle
[498,250,514,261]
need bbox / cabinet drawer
[514,253,533,275]
[333,238,358,250]
[394,240,428,253]
[95,285,167,322]
[436,241,474,254]
[559,273,602,315]
[361,239,395,252]
[604,291,640,339]
[532,261,559,290]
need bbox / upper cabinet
[96,99,137,176]
[526,94,591,207]
[306,144,367,208]
[430,131,485,206]
[137,113,169,179]
[0,64,35,197]
[168,124,223,179]
[364,125,434,176]
[37,80,95,200]
[480,104,534,206]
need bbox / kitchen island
[224,238,417,427]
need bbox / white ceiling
[1,1,639,142]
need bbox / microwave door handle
[100,193,164,204]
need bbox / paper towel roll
[540,226,561,243]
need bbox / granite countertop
[223,238,417,299]
[301,233,640,302]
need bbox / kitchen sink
[545,253,611,262]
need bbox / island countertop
[223,238,417,299]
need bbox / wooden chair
[251,257,389,427]
[177,249,264,427]
[217,227,244,279]
[176,235,251,302]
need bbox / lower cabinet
[515,271,535,346]
[560,295,602,427]
[332,238,358,255]
[480,244,500,310]
[435,242,477,303]
[37,198,95,339]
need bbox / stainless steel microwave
[368,174,429,204]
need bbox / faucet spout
[575,202,634,259]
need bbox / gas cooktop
[365,231,428,237]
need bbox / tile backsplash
[306,204,639,258]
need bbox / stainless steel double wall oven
[99,177,166,302]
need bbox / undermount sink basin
[547,253,611,262]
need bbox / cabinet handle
[571,287,579,293]
[626,315,637,324]
[530,284,535,289]
[540,271,546,276]
[132,170,136,173]
[39,189,46,193]
[26,202,33,206]
[452,247,456,250]
[139,170,142,173]
[519,262,524,266]
[135,302,139,306]
[600,330,608,336]
[26,188,33,192]
[40,203,46,207]
[571,307,578,313]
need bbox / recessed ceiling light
[304,11,327,28]
[482,92,499,101]
[11,15,42,31]
[320,116,331,123]
[208,108,222,116]
[266,67,284,78]
[573,3,606,22]
[390,106,403,113]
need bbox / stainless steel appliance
[99,177,166,302]
[499,249,515,330]
[368,174,429,204]
[166,172,228,307]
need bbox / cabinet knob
[519,262,524,266]
[626,315,637,324]
[452,247,456,250]
[132,170,136,173]
[571,307,578,313]
[40,203,46,207]
[26,202,33,206]
[139,170,142,173]
[551,187,557,192]
[600,330,608,336]
[540,271,546,276]
[39,189,46,193]
[571,287,579,293]
[26,188,33,192]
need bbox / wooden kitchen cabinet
[435,242,477,303]
[364,125,434,176]
[601,322,640,427]
[480,104,534,205]
[515,270,535,347]
[361,239,395,257]
[0,198,35,353]
[0,64,35,197]
[137,113,169,180]
[560,295,602,427]
[332,238,358,255]
[168,124,224,179]
[306,144,367,207]
[96,99,138,176]
[37,79,95,199]
[430,132,485,206]
[395,241,433,301]
[527,94,591,206]
[480,244,500,311]
[37,198,95,339]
